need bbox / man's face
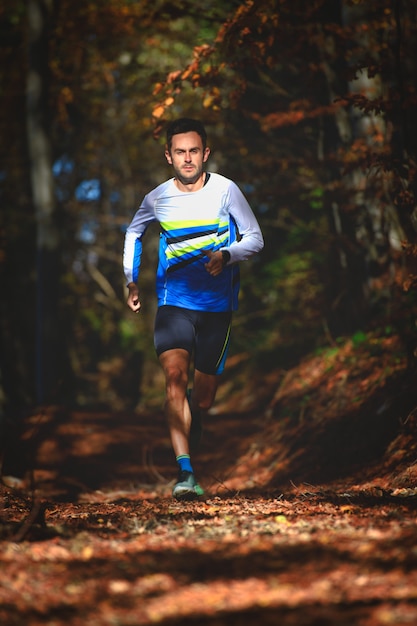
[165,131,210,186]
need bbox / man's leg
[192,310,231,411]
[154,306,207,499]
[158,347,204,499]
[158,348,191,458]
[187,369,219,452]
[191,369,219,413]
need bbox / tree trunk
[27,0,62,404]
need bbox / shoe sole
[173,490,200,501]
[172,484,204,500]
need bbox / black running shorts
[154,305,232,375]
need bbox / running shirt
[123,172,264,312]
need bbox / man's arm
[225,181,264,263]
[123,195,156,312]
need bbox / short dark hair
[166,118,207,151]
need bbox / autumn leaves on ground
[2,332,417,626]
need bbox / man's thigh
[194,310,232,375]
[154,306,232,376]
[154,306,196,356]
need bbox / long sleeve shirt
[123,172,264,312]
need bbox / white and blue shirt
[123,172,264,312]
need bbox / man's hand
[126,283,141,312]
[205,250,225,277]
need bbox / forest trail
[2,333,417,625]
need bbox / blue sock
[176,454,193,473]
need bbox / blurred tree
[27,0,65,404]
[0,2,36,473]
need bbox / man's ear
[203,147,211,162]
[165,146,172,164]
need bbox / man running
[123,118,264,499]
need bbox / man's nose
[184,151,192,161]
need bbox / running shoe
[187,389,203,452]
[172,470,204,500]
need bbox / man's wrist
[221,250,231,266]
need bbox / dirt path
[2,486,417,625]
[2,401,417,626]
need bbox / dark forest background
[1,0,417,467]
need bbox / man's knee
[197,396,214,412]
[165,365,187,388]
[193,376,218,411]
[159,350,189,388]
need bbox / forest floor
[2,331,417,625]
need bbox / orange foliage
[152,105,165,120]
[254,101,345,131]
